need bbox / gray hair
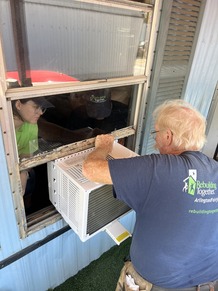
[153,99,206,150]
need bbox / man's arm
[82,134,114,184]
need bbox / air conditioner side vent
[59,174,68,216]
[68,180,80,228]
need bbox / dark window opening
[43,87,131,135]
[24,164,49,215]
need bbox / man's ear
[165,129,173,146]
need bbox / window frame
[0,0,156,238]
[5,78,145,238]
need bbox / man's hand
[82,134,114,184]
[95,134,114,154]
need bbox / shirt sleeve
[108,155,155,211]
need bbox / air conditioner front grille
[87,185,131,235]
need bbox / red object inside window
[6,70,78,83]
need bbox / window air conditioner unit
[48,142,138,244]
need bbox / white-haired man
[82,99,218,291]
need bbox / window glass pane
[12,85,135,157]
[1,0,152,86]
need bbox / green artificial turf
[53,237,131,291]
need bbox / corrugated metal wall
[1,220,136,291]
